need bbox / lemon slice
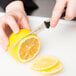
[8,29,41,63]
[31,56,58,71]
[41,62,63,75]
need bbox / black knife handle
[44,21,50,29]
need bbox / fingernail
[26,25,31,30]
[28,27,31,30]
[64,16,68,20]
[64,16,73,20]
[14,29,19,34]
[50,22,56,28]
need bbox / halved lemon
[7,29,41,63]
[31,56,59,71]
[41,62,63,75]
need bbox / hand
[0,1,30,50]
[50,0,76,27]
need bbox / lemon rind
[31,56,59,71]
[41,62,63,75]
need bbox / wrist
[6,1,24,12]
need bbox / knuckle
[20,14,24,19]
[19,12,25,19]
[19,12,23,17]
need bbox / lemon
[7,29,41,63]
[31,56,59,71]
[41,62,63,75]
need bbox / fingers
[20,15,31,30]
[50,0,66,27]
[64,0,76,20]
[0,15,20,50]
[0,27,9,50]
[19,13,31,30]
[6,15,19,34]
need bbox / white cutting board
[0,13,76,76]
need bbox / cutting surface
[0,13,76,76]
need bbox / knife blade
[12,21,50,48]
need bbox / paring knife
[12,21,50,48]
